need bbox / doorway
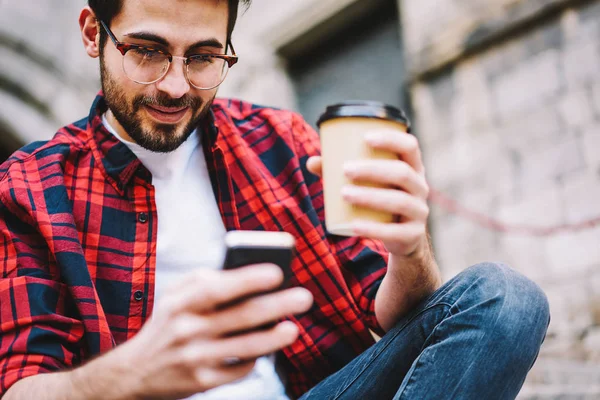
[287,0,407,128]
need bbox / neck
[106,109,136,144]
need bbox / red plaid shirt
[0,94,388,398]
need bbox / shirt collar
[102,114,200,181]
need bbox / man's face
[99,0,229,152]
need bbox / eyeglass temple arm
[226,40,239,67]
[228,40,237,55]
[98,20,125,52]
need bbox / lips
[145,105,190,124]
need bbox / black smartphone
[222,230,296,290]
[222,231,296,334]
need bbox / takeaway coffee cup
[317,101,410,237]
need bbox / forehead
[113,0,229,42]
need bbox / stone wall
[404,0,600,397]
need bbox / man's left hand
[307,129,430,258]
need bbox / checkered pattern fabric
[0,94,389,398]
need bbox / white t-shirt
[102,116,289,400]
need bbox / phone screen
[222,230,296,288]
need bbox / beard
[100,58,214,153]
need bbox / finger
[161,264,284,315]
[341,185,429,221]
[351,220,426,245]
[343,159,429,199]
[306,156,322,177]
[365,131,425,175]
[192,321,300,363]
[168,288,312,342]
[193,360,256,392]
[208,287,313,336]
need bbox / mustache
[133,94,202,110]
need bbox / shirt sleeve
[0,189,85,395]
[290,113,389,336]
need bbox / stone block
[527,49,564,99]
[545,227,600,279]
[499,102,565,150]
[451,183,499,217]
[496,184,564,230]
[401,0,443,53]
[493,50,562,121]
[581,128,600,177]
[561,170,600,224]
[590,272,600,326]
[584,328,600,361]
[497,235,549,282]
[453,58,495,132]
[562,38,600,89]
[558,87,596,133]
[590,79,600,120]
[538,336,577,360]
[520,136,586,193]
[424,141,465,189]
[455,132,514,197]
[548,274,595,328]
[480,38,530,83]
[433,218,481,280]
[543,285,571,339]
[412,82,451,150]
[526,358,600,386]
[463,228,502,266]
[426,127,507,193]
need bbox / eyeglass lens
[123,50,229,89]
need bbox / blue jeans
[299,263,550,400]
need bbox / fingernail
[365,132,384,144]
[352,219,373,231]
[256,264,283,279]
[343,164,358,176]
[292,289,313,304]
[278,321,300,335]
[341,185,358,198]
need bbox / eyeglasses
[99,20,238,90]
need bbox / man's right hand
[72,263,313,400]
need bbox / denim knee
[457,263,550,350]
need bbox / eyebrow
[123,32,224,52]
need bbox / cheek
[195,89,217,109]
[102,50,126,78]
[103,52,144,95]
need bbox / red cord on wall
[428,189,600,237]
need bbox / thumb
[306,156,322,177]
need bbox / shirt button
[133,290,144,302]
[138,212,148,224]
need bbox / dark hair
[89,0,251,49]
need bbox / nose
[155,56,191,99]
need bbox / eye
[131,47,165,61]
[189,55,214,65]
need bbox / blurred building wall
[0,0,99,151]
[0,0,599,398]
[403,1,600,397]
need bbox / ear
[80,6,101,58]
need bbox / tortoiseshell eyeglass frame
[98,20,239,89]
